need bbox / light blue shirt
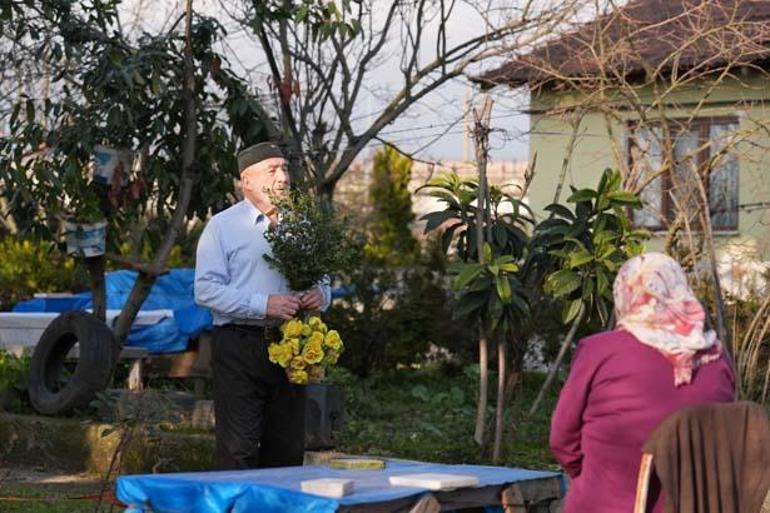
[194,199,331,326]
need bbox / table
[116,459,563,513]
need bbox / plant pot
[93,145,133,186]
[304,383,344,450]
[65,220,107,257]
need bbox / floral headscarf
[613,252,722,387]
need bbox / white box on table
[301,478,354,497]
[388,473,479,491]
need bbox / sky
[120,0,535,164]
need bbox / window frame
[626,115,739,232]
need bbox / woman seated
[550,252,735,513]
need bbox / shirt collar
[242,199,267,225]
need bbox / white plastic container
[64,220,107,257]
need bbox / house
[474,0,770,296]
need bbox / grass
[331,364,562,470]
[0,483,105,513]
[0,363,563,512]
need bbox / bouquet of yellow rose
[267,316,344,384]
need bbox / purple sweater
[550,329,735,513]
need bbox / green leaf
[454,292,488,317]
[499,262,519,273]
[545,269,581,298]
[493,254,515,265]
[607,191,642,206]
[562,299,583,324]
[544,203,576,220]
[421,210,457,233]
[25,98,34,122]
[510,289,530,315]
[488,293,503,331]
[496,275,512,303]
[567,189,597,203]
[568,250,593,268]
[482,243,492,263]
[493,223,508,248]
[452,264,483,290]
[596,268,610,296]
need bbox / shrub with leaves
[419,172,533,261]
[264,191,358,292]
[450,242,529,333]
[0,349,31,410]
[528,169,648,326]
[0,237,83,311]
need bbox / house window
[627,118,739,231]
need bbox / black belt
[220,324,281,341]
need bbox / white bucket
[93,145,133,185]
[65,220,107,257]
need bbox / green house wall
[526,74,770,259]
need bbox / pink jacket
[550,329,735,513]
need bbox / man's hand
[299,286,324,312]
[266,294,301,320]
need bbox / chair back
[633,402,770,513]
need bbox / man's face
[241,157,290,203]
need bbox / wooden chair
[633,452,654,513]
[632,402,770,513]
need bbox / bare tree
[221,0,581,198]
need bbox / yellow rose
[324,330,343,351]
[282,319,303,338]
[287,338,301,355]
[308,316,328,334]
[290,356,307,371]
[302,340,325,365]
[288,369,308,384]
[268,342,293,368]
[308,331,325,347]
[301,325,313,337]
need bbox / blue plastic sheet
[116,460,560,513]
[13,268,212,354]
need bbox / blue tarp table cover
[12,268,350,354]
[13,269,212,353]
[116,460,560,513]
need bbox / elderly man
[195,142,331,470]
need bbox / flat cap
[237,142,285,173]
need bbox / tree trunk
[86,256,106,322]
[492,331,507,464]
[472,96,494,448]
[528,302,586,416]
[474,327,488,446]
[112,0,197,345]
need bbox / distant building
[335,157,529,237]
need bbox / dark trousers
[211,325,306,470]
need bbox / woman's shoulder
[576,329,639,355]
